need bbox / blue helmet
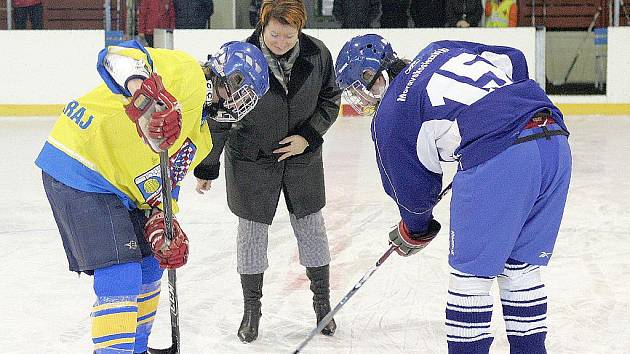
[335,34,396,115]
[207,41,269,121]
[335,34,396,91]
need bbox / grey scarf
[260,33,300,94]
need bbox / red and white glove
[144,210,189,269]
[125,73,182,153]
[389,219,441,257]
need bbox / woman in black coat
[194,0,341,343]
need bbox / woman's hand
[195,178,212,194]
[273,135,309,161]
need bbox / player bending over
[335,34,571,354]
[36,40,268,353]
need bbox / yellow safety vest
[486,0,514,27]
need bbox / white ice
[1,115,629,354]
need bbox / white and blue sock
[446,268,495,354]
[498,259,548,354]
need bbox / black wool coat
[194,30,341,225]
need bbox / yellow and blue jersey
[36,41,212,213]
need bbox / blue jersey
[372,40,568,233]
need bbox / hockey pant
[92,256,163,353]
[446,259,548,354]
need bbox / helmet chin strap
[203,98,239,123]
[203,75,239,122]
[365,67,390,100]
[204,74,260,123]
[373,71,389,99]
[203,75,218,108]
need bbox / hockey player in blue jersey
[336,34,571,354]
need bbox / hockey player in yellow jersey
[35,40,269,353]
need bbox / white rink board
[0,31,104,104]
[606,27,630,103]
[2,28,630,105]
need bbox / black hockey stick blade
[148,342,178,354]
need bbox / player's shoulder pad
[96,39,155,96]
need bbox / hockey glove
[389,219,441,257]
[144,210,189,269]
[125,73,182,153]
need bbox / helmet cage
[219,75,259,120]
[335,34,396,116]
[206,41,270,122]
[343,68,388,116]
[343,79,379,116]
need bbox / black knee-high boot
[306,265,337,336]
[238,273,263,343]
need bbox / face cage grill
[224,84,259,121]
[343,80,379,116]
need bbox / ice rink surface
[1,115,629,354]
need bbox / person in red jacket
[12,0,43,29]
[138,0,176,47]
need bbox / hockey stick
[148,151,181,354]
[292,182,453,354]
[560,7,601,85]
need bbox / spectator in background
[445,0,482,27]
[410,0,445,27]
[380,0,410,28]
[12,0,43,29]
[485,0,518,27]
[174,0,214,29]
[249,0,263,27]
[332,0,381,28]
[138,0,176,47]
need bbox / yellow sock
[92,295,138,353]
[135,280,161,351]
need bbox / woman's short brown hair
[259,0,307,30]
